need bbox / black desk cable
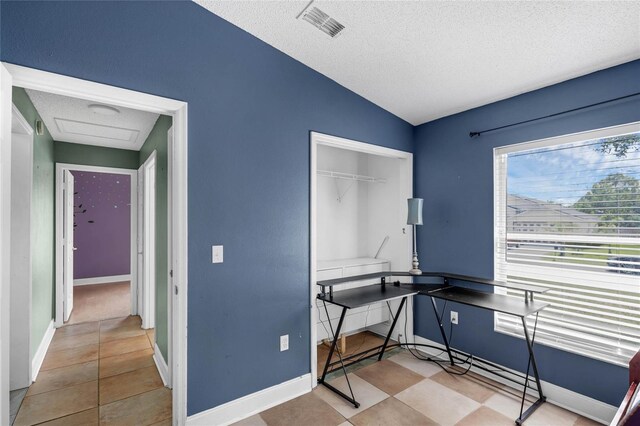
[403,298,474,376]
[380,297,475,376]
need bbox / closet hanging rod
[317,169,386,184]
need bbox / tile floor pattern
[10,388,29,425]
[317,332,389,377]
[237,349,603,426]
[13,315,171,426]
[67,282,131,325]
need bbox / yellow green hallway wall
[139,115,173,361]
[12,87,55,360]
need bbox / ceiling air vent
[299,6,345,38]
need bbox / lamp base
[410,251,421,275]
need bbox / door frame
[0,63,12,426]
[309,131,414,387]
[166,126,174,386]
[2,63,189,425]
[9,104,33,390]
[61,169,75,322]
[139,151,157,329]
[55,163,138,325]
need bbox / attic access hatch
[297,2,345,38]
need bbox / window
[494,123,640,366]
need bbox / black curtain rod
[469,92,640,138]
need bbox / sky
[507,132,640,206]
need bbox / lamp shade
[407,198,423,225]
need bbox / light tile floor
[67,282,131,325]
[13,315,171,426]
[10,388,28,425]
[239,347,604,426]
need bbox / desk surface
[432,272,548,294]
[316,271,549,294]
[317,285,418,309]
[423,286,548,317]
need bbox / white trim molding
[413,336,617,424]
[186,374,312,426]
[1,62,13,426]
[153,343,171,388]
[311,132,412,159]
[4,63,185,114]
[11,104,33,136]
[9,103,34,391]
[171,103,188,425]
[4,63,189,425]
[73,274,132,286]
[140,150,157,330]
[31,320,55,382]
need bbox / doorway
[309,131,414,386]
[56,166,138,325]
[0,63,188,425]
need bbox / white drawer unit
[316,258,390,342]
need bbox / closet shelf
[317,169,387,184]
[317,257,389,271]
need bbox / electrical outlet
[280,334,289,351]
[450,311,459,325]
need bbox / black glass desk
[405,284,548,424]
[318,271,549,424]
[316,284,418,408]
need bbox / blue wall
[3,0,637,414]
[413,59,640,406]
[0,1,413,415]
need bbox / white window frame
[493,121,640,367]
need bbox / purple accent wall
[72,171,131,279]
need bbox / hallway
[67,282,131,325]
[13,316,171,425]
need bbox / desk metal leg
[516,313,546,425]
[430,297,455,365]
[378,297,407,361]
[318,302,360,408]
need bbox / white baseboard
[73,274,131,286]
[153,343,171,388]
[413,336,616,425]
[186,374,312,426]
[31,320,55,382]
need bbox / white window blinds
[494,123,640,366]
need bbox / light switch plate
[280,334,289,351]
[212,245,223,263]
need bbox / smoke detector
[298,2,345,38]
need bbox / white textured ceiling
[196,0,640,125]
[26,89,159,150]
